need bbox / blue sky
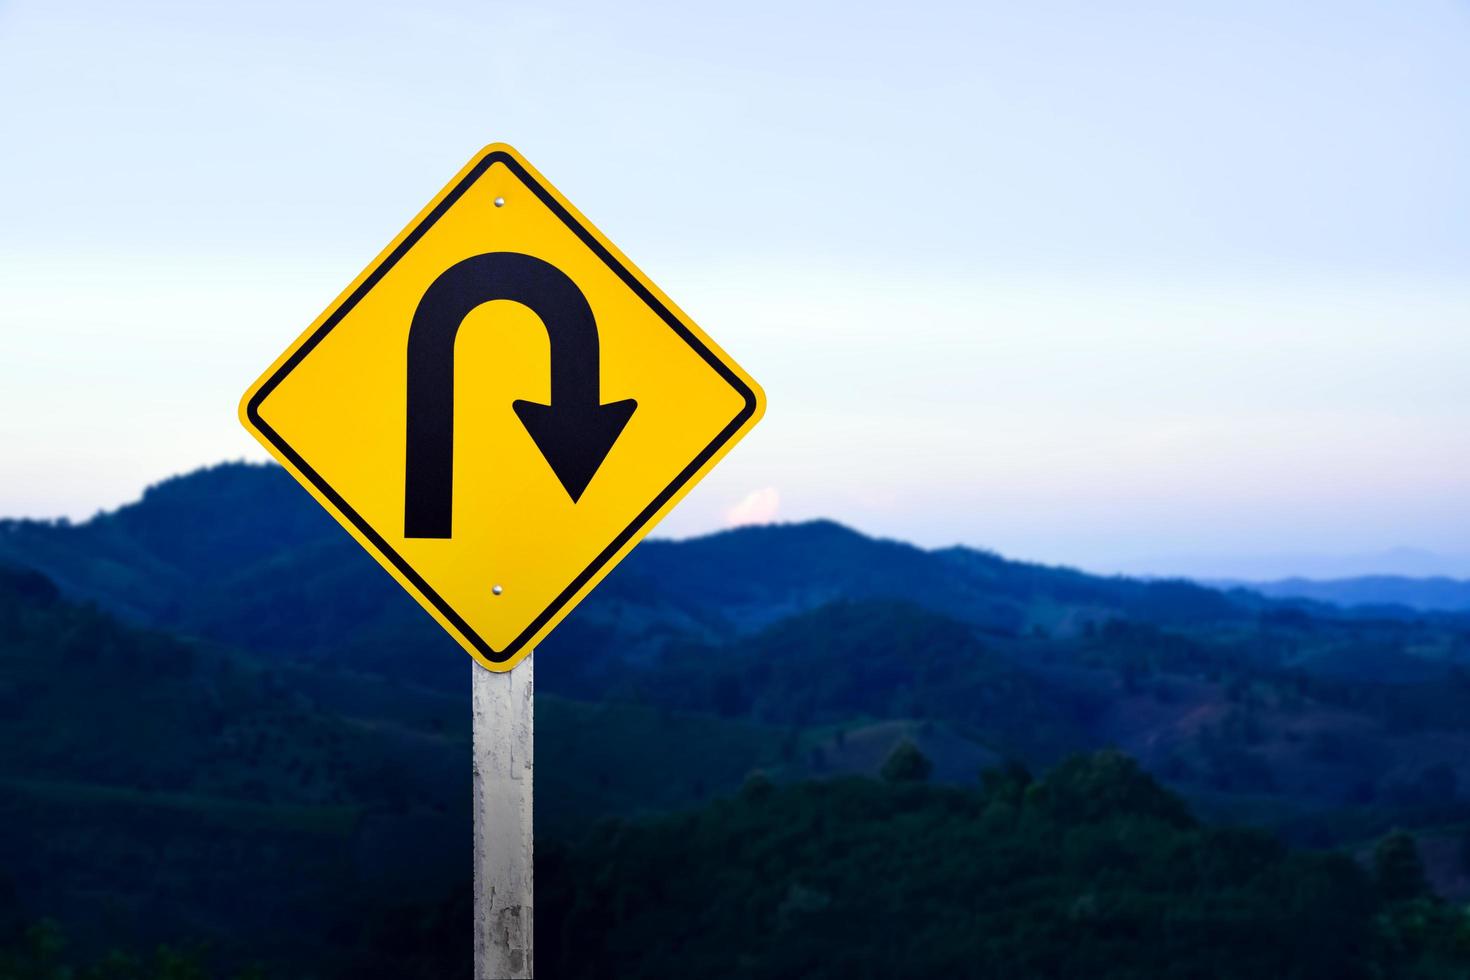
[1,0,1467,576]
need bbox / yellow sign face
[239,144,764,671]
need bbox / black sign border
[245,150,759,666]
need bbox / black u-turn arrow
[404,252,637,539]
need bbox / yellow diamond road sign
[239,144,765,672]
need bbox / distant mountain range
[6,463,1470,805]
[1114,546,1470,582]
[6,462,1470,973]
[1209,575,1470,614]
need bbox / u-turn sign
[239,144,765,671]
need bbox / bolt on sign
[239,144,765,671]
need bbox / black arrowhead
[513,397,637,502]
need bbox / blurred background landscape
[5,463,1470,976]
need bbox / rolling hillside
[7,462,1470,845]
[7,464,1470,973]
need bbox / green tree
[1375,830,1431,903]
[880,739,932,783]
[741,769,773,801]
[1038,749,1193,827]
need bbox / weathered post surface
[473,653,534,979]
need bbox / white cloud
[724,487,780,528]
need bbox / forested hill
[0,460,1259,698]
[6,462,1470,838]
[0,460,1350,666]
[6,463,1470,974]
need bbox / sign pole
[472,653,534,979]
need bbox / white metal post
[472,652,534,978]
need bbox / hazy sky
[2,0,1467,576]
